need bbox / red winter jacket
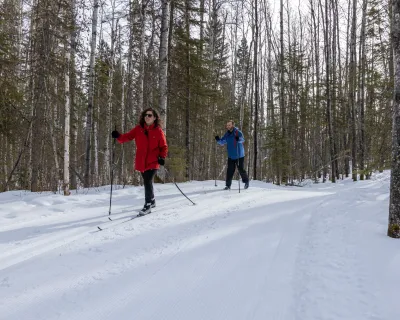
[116,124,168,173]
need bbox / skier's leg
[238,157,249,186]
[142,169,157,204]
[226,158,236,188]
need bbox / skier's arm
[117,126,137,144]
[158,130,168,159]
[216,133,228,146]
[237,130,245,144]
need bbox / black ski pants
[141,169,157,203]
[226,157,249,187]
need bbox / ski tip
[97,226,102,231]
[108,217,112,221]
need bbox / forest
[0,0,393,194]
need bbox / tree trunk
[388,0,400,239]
[138,0,147,112]
[324,0,336,183]
[84,0,99,188]
[105,1,117,183]
[119,25,126,185]
[359,0,367,180]
[126,0,135,120]
[185,0,191,180]
[253,0,259,180]
[158,0,170,132]
[166,0,174,132]
[311,0,321,181]
[350,0,358,181]
[63,36,71,195]
[343,0,351,178]
[280,0,287,184]
[70,6,78,190]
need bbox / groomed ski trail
[1,178,398,320]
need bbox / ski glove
[111,130,120,139]
[215,136,220,141]
[158,157,165,166]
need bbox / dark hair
[139,108,163,128]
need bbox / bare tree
[63,2,73,196]
[104,0,117,182]
[388,0,400,239]
[253,0,259,179]
[138,0,148,112]
[324,0,336,182]
[349,0,358,181]
[159,0,170,131]
[185,0,191,180]
[84,0,99,188]
[280,0,287,184]
[358,0,368,180]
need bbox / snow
[0,172,399,320]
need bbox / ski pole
[109,125,117,217]
[214,140,217,187]
[164,168,196,205]
[237,142,240,193]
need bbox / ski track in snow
[291,180,398,320]
[0,175,399,320]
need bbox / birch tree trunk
[49,83,60,183]
[265,5,277,182]
[350,0,358,181]
[280,0,287,184]
[311,0,321,180]
[359,0,367,180]
[158,0,169,132]
[70,5,78,189]
[104,0,117,183]
[119,25,126,184]
[63,37,71,195]
[84,0,99,188]
[94,6,105,185]
[324,0,336,182]
[138,0,147,112]
[126,0,135,120]
[253,0,259,179]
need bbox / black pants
[226,157,249,187]
[141,169,157,203]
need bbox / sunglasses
[145,113,154,118]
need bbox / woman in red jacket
[111,108,168,215]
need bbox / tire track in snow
[246,200,325,320]
[290,189,383,320]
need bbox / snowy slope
[0,173,398,320]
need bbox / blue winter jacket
[217,127,245,160]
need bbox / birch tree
[63,14,71,196]
[253,0,259,179]
[158,0,170,131]
[84,0,99,188]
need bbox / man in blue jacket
[215,120,249,190]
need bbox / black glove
[215,136,220,141]
[111,130,120,139]
[158,157,165,166]
[235,135,239,141]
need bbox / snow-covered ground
[0,172,398,320]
